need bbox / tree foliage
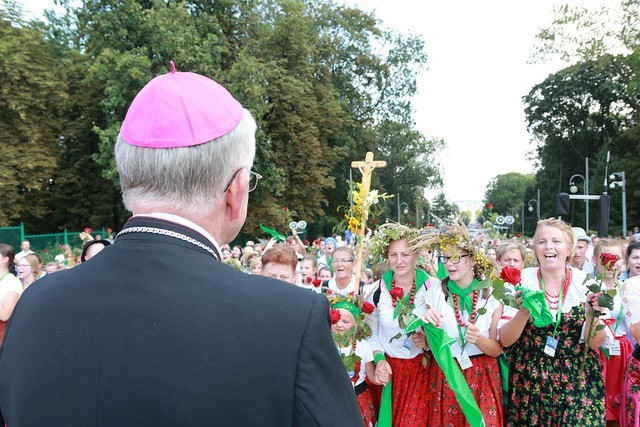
[0,0,442,236]
[480,172,536,235]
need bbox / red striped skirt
[600,336,633,421]
[426,353,503,427]
[386,354,432,427]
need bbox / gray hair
[115,109,257,214]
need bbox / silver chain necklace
[116,226,219,260]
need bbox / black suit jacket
[0,217,362,426]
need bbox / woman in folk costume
[329,295,380,426]
[419,223,504,427]
[620,258,640,426]
[500,218,606,426]
[366,223,432,426]
[590,239,631,426]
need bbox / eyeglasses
[439,254,470,264]
[333,259,354,264]
[223,168,262,193]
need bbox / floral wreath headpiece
[412,217,495,280]
[368,222,420,261]
[328,295,373,341]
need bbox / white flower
[365,190,379,206]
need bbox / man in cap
[570,226,595,274]
[0,64,361,426]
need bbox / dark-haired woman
[0,244,23,342]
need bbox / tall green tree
[480,172,536,235]
[523,55,636,232]
[2,0,442,237]
[0,4,65,226]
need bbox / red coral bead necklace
[452,291,479,327]
[391,277,416,308]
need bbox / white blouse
[366,278,430,359]
[338,339,373,388]
[424,280,501,357]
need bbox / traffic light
[556,193,570,217]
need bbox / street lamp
[527,199,539,220]
[609,171,627,237]
[399,202,409,223]
[569,173,589,232]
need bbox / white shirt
[338,339,373,388]
[366,278,430,359]
[0,272,23,299]
[517,266,613,344]
[424,281,501,357]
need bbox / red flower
[500,266,522,285]
[599,252,619,269]
[487,203,494,210]
[106,228,113,233]
[284,207,289,212]
[330,309,341,325]
[305,277,322,287]
[361,302,375,314]
[43,248,49,254]
[629,368,640,385]
[389,287,404,300]
[58,244,63,249]
[84,227,92,233]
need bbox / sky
[338,0,575,208]
[18,0,584,208]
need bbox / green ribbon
[498,353,509,407]
[447,279,479,313]
[405,318,485,427]
[436,260,448,280]
[259,224,286,242]
[515,285,553,328]
[378,380,393,427]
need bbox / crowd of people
[2,66,640,426]
[209,220,640,426]
[4,218,640,426]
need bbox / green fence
[0,224,113,254]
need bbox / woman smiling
[500,218,606,426]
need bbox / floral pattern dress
[506,268,605,426]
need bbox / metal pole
[585,157,589,232]
[537,188,541,220]
[622,172,627,237]
[521,203,525,236]
[397,193,400,222]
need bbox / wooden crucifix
[351,152,386,299]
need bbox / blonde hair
[533,218,576,264]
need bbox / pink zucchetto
[119,61,244,148]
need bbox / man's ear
[222,168,248,221]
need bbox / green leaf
[477,307,487,315]
[598,294,615,311]
[504,294,519,308]
[596,324,605,331]
[493,286,506,299]
[604,289,617,297]
[476,279,492,290]
[389,332,402,343]
[587,283,601,293]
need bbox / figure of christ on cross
[351,151,386,298]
